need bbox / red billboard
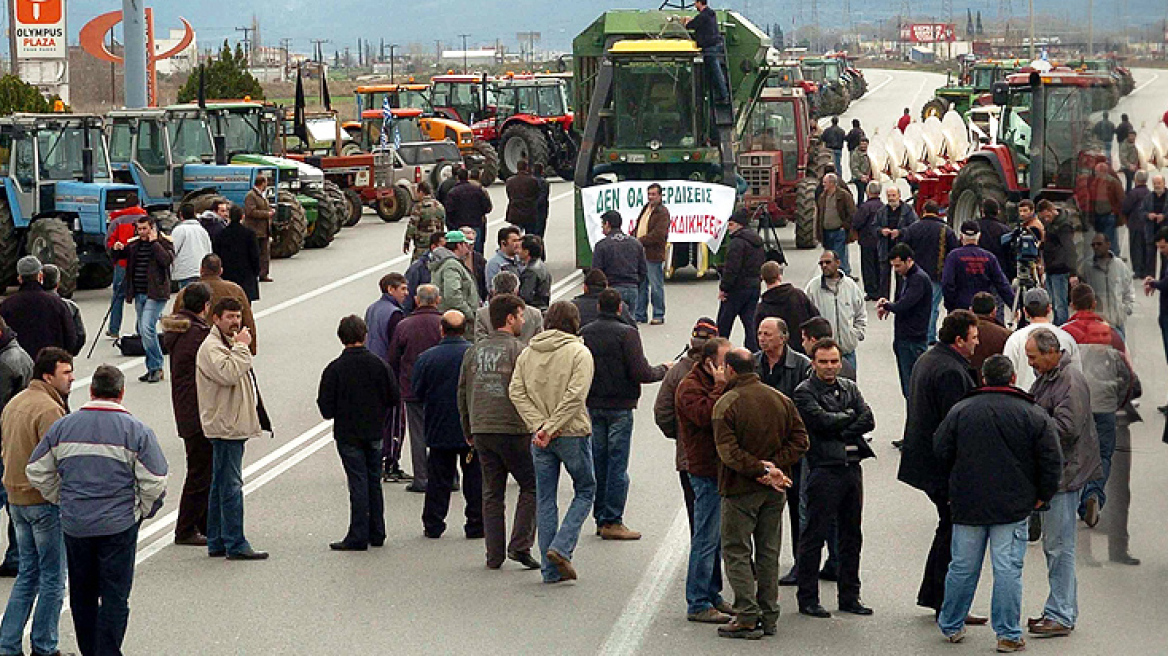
[900,23,957,43]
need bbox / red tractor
[429,73,578,181]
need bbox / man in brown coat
[635,183,671,324]
[243,176,275,282]
[174,254,257,355]
[712,348,809,639]
[969,292,1011,376]
[816,173,857,276]
[504,159,540,230]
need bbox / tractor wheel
[430,161,456,191]
[26,218,79,298]
[921,98,949,121]
[270,190,307,259]
[342,188,363,227]
[150,209,178,234]
[0,198,19,288]
[78,261,114,291]
[948,161,1007,229]
[470,140,500,187]
[341,142,364,156]
[820,86,844,116]
[794,176,818,249]
[302,185,339,249]
[375,186,410,223]
[838,84,853,112]
[499,124,550,180]
[323,181,347,238]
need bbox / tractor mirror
[991,82,1009,107]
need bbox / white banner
[14,0,66,59]
[580,180,737,253]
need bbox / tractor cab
[430,73,495,126]
[738,87,813,226]
[355,84,433,116]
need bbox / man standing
[942,220,1015,314]
[504,158,540,231]
[821,117,846,175]
[1003,288,1080,391]
[364,273,408,363]
[459,226,489,304]
[388,284,444,490]
[1141,176,1167,271]
[591,211,647,312]
[897,108,912,133]
[509,302,596,583]
[804,250,867,369]
[403,181,446,260]
[815,174,856,275]
[161,283,213,546]
[852,181,884,300]
[429,230,480,320]
[713,348,808,639]
[899,200,959,344]
[1026,328,1102,638]
[196,297,268,560]
[635,183,670,325]
[933,355,1062,652]
[977,199,1013,275]
[105,207,146,337]
[172,254,257,354]
[755,261,819,355]
[27,364,167,656]
[1077,233,1134,338]
[445,167,493,255]
[1119,130,1139,193]
[1088,162,1124,253]
[404,233,446,312]
[458,294,539,570]
[581,289,669,540]
[793,338,876,619]
[1115,113,1134,144]
[40,264,85,355]
[485,226,522,288]
[681,0,730,105]
[849,137,872,201]
[112,214,174,383]
[845,119,865,153]
[717,209,765,349]
[676,337,734,623]
[897,310,980,616]
[877,244,934,398]
[532,162,551,240]
[518,235,552,311]
[1037,200,1078,324]
[1145,228,1168,389]
[413,311,481,539]
[198,198,229,243]
[1092,111,1116,160]
[243,175,275,282]
[969,292,1011,374]
[474,271,544,343]
[0,348,71,656]
[0,256,76,362]
[214,205,261,303]
[170,203,213,289]
[0,317,32,577]
[436,166,461,206]
[1122,170,1152,278]
[317,315,398,550]
[873,187,918,299]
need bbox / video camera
[1002,225,1042,283]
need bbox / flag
[294,66,309,145]
[381,96,392,149]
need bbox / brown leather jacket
[637,203,671,263]
[712,373,809,497]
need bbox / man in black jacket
[111,215,174,383]
[581,289,670,540]
[897,310,980,618]
[717,210,765,350]
[852,182,884,300]
[572,270,634,328]
[933,355,1062,651]
[317,315,399,550]
[877,244,933,398]
[977,199,1014,277]
[445,168,493,255]
[0,256,76,361]
[898,200,959,344]
[591,211,647,312]
[755,260,819,355]
[822,117,846,175]
[792,338,876,619]
[213,205,261,303]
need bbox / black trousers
[65,524,138,656]
[796,464,863,608]
[860,244,879,298]
[175,431,212,540]
[337,439,386,547]
[679,470,695,535]
[918,491,952,612]
[717,288,760,351]
[1129,222,1151,278]
[422,446,483,537]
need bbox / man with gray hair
[1025,328,1101,638]
[474,271,543,344]
[0,255,76,361]
[1003,288,1079,391]
[1140,174,1167,273]
[815,173,856,275]
[41,264,85,355]
[388,283,444,490]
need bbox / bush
[177,40,265,103]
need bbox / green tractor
[800,58,850,116]
[921,59,1022,121]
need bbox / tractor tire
[499,124,550,180]
[302,186,339,249]
[812,142,835,179]
[150,209,178,234]
[820,86,845,116]
[26,218,79,298]
[838,84,853,112]
[341,142,364,156]
[375,186,410,223]
[948,160,1007,229]
[0,198,19,288]
[429,161,456,191]
[921,98,949,121]
[342,188,363,227]
[794,176,818,249]
[323,181,347,238]
[78,262,114,291]
[471,140,500,187]
[180,191,228,216]
[270,190,307,259]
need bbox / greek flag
[380,96,401,150]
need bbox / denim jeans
[614,285,639,317]
[336,439,386,547]
[590,408,634,527]
[108,266,126,335]
[1094,213,1118,255]
[207,439,250,556]
[831,149,843,177]
[1046,273,1071,325]
[64,525,137,656]
[532,436,596,583]
[821,228,851,276]
[893,339,927,399]
[0,504,65,656]
[716,288,760,352]
[702,43,730,103]
[1081,413,1117,514]
[133,293,166,373]
[841,350,857,371]
[928,280,943,344]
[636,261,665,322]
[685,474,724,615]
[1041,489,1081,627]
[0,483,17,570]
[937,519,1028,641]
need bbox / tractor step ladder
[714,101,736,183]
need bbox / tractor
[800,58,851,116]
[763,51,821,117]
[921,59,1023,121]
[1078,57,1135,97]
[826,52,868,100]
[429,73,578,181]
[1072,59,1125,111]
[0,114,140,295]
[353,83,500,186]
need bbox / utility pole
[459,34,470,73]
[1029,0,1035,58]
[279,37,293,68]
[124,0,148,107]
[311,39,329,64]
[235,26,254,65]
[1087,0,1094,55]
[7,0,18,76]
[388,44,398,82]
[435,40,442,69]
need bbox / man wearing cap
[428,230,481,320]
[941,221,1015,316]
[717,209,765,351]
[0,256,76,362]
[1003,288,1080,391]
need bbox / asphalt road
[5,67,1167,655]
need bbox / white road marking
[817,71,899,129]
[597,507,690,656]
[1128,72,1159,96]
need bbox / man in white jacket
[171,203,213,289]
[804,250,867,370]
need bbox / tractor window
[14,136,33,187]
[0,133,9,177]
[612,60,699,149]
[222,111,265,155]
[972,68,996,91]
[1041,87,1087,188]
[802,66,825,83]
[495,87,518,119]
[1001,89,1032,171]
[400,89,431,111]
[744,101,797,152]
[108,122,132,164]
[135,120,168,174]
[36,126,111,181]
[537,85,566,116]
[394,118,424,143]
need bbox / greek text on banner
[580,180,737,252]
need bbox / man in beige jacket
[196,296,268,560]
[509,301,595,584]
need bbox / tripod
[1009,259,1041,330]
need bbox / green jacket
[429,247,480,319]
[405,197,447,258]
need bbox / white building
[154,28,198,75]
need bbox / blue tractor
[0,114,140,296]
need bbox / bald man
[411,310,482,538]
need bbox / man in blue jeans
[815,174,856,276]
[682,0,729,104]
[112,213,173,383]
[877,244,933,400]
[0,347,71,656]
[581,290,669,540]
[634,184,670,324]
[934,355,1062,652]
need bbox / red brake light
[415,167,422,183]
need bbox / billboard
[900,23,957,44]
[14,0,67,59]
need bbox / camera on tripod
[1004,225,1041,282]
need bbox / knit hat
[444,230,467,244]
[16,255,41,278]
[690,317,719,348]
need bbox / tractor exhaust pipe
[1028,71,1044,201]
[81,119,95,184]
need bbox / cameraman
[1037,200,1078,325]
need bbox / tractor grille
[739,153,775,199]
[373,152,392,187]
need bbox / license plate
[627,154,646,163]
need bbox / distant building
[154,28,198,75]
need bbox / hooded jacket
[0,380,67,505]
[803,273,867,355]
[196,325,262,441]
[197,209,227,242]
[458,330,528,437]
[170,218,213,281]
[754,284,820,354]
[712,373,808,497]
[430,246,481,319]
[719,227,765,293]
[1030,353,1103,492]
[161,309,211,439]
[1077,254,1135,328]
[581,313,667,409]
[509,329,595,439]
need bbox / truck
[0,114,140,295]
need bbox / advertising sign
[899,23,957,44]
[14,0,67,59]
[580,180,737,252]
